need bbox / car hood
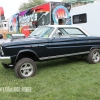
[1,36,100,47]
[0,37,49,46]
[0,39,11,44]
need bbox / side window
[61,28,87,37]
[72,13,87,24]
[52,28,70,38]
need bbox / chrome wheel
[15,58,37,78]
[20,63,34,77]
[92,51,100,63]
[87,49,100,64]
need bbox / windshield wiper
[32,35,41,38]
[33,35,38,36]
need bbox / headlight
[0,46,4,55]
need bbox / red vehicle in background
[8,2,71,37]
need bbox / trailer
[8,2,71,37]
[71,1,100,36]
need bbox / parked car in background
[0,25,100,79]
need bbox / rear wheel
[87,49,100,64]
[14,58,37,79]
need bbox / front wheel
[87,49,100,64]
[14,58,37,79]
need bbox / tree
[62,0,94,3]
[19,0,46,11]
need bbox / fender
[15,49,39,62]
[90,46,100,51]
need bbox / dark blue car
[0,25,100,78]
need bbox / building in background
[0,20,9,38]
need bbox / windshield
[30,27,54,38]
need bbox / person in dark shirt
[58,19,64,25]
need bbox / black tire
[87,49,100,64]
[2,63,11,69]
[14,58,37,79]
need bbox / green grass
[0,57,100,100]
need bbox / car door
[46,28,84,58]
[63,28,90,53]
[47,38,79,57]
[72,37,96,53]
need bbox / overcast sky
[0,0,62,19]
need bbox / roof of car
[38,25,91,36]
[39,25,82,28]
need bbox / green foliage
[19,0,46,11]
[63,0,94,3]
[0,57,100,99]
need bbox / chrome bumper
[0,56,11,64]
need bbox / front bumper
[0,56,11,64]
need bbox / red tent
[0,7,4,16]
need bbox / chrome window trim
[49,27,57,38]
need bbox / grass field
[0,57,100,100]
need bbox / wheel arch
[90,46,100,51]
[15,49,39,64]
